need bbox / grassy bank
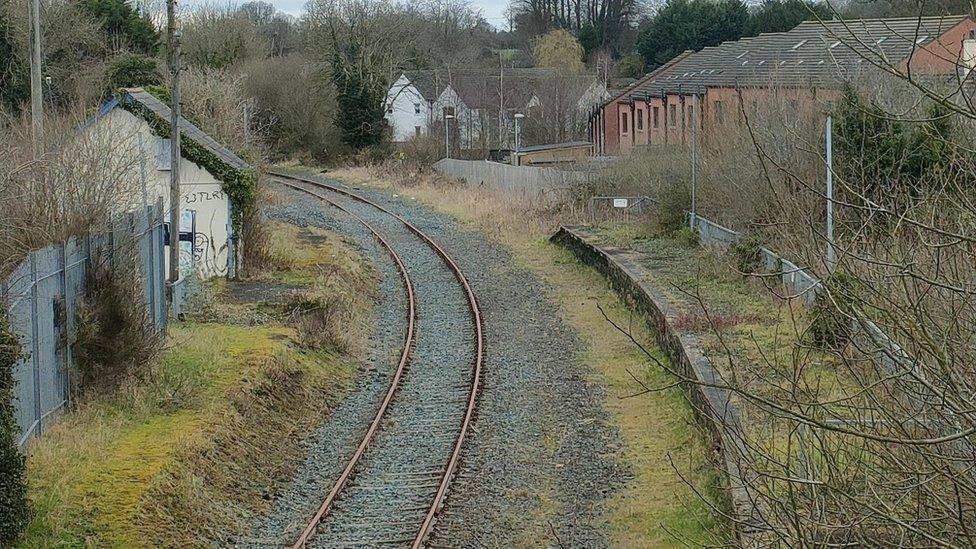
[325,166,726,546]
[17,219,372,548]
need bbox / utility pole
[167,0,183,294]
[29,0,43,158]
[690,94,699,229]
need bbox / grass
[323,166,729,546]
[16,218,371,548]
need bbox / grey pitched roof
[622,15,971,101]
[122,87,249,171]
[402,69,600,113]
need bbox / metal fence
[1,201,167,447]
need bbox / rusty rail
[272,172,484,548]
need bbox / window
[414,103,421,114]
[443,106,455,117]
[653,106,660,129]
[713,100,725,124]
[636,108,644,131]
[668,104,676,126]
[387,106,394,114]
[415,126,421,136]
[621,112,629,134]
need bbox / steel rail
[278,181,417,548]
[273,172,484,549]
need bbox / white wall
[98,109,232,280]
[385,74,430,142]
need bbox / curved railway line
[270,171,484,548]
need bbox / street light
[444,113,454,158]
[514,112,524,165]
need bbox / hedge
[0,308,29,544]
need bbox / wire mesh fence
[0,200,167,447]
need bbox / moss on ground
[17,219,370,548]
[326,167,728,546]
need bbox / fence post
[28,253,41,439]
[58,241,71,409]
[825,115,836,272]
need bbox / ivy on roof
[119,86,257,231]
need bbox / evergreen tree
[636,0,749,69]
[332,48,388,150]
[0,8,29,112]
[78,0,159,55]
[747,0,832,35]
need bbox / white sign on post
[613,198,629,208]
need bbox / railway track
[270,172,484,548]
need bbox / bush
[675,226,699,247]
[0,308,29,545]
[807,271,860,351]
[73,252,161,393]
[397,133,443,171]
[657,179,692,234]
[284,292,352,353]
[730,233,764,274]
[105,53,161,95]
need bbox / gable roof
[89,88,249,171]
[402,68,603,114]
[619,15,971,102]
[123,88,249,170]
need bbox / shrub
[807,270,860,351]
[398,133,443,171]
[657,179,692,234]
[283,292,352,353]
[105,53,161,95]
[675,226,699,247]
[73,251,161,393]
[730,233,764,274]
[0,307,29,545]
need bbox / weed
[73,251,162,394]
[674,226,700,247]
[730,234,764,274]
[283,291,353,353]
[657,180,692,234]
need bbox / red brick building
[590,16,976,155]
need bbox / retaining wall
[551,226,766,546]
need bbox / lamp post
[444,113,454,158]
[514,112,524,166]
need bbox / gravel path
[241,175,628,547]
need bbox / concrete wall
[433,158,592,194]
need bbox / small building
[511,141,592,166]
[591,15,976,155]
[86,87,252,279]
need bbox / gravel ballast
[242,176,628,546]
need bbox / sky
[181,0,511,29]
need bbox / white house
[385,69,610,150]
[85,88,249,279]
